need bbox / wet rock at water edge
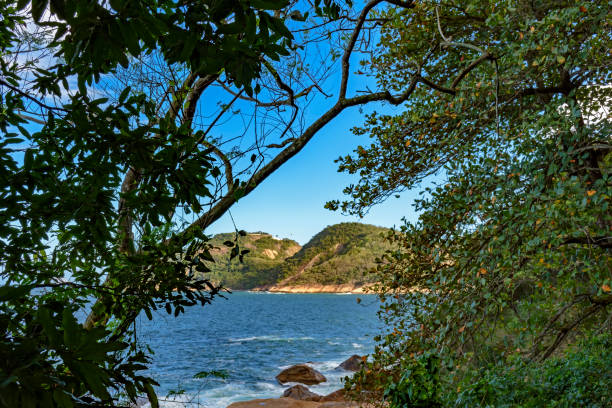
[319,389,347,402]
[336,355,364,372]
[227,398,358,408]
[283,385,322,401]
[228,397,321,408]
[276,364,327,385]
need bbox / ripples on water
[136,292,382,408]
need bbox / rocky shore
[249,284,424,294]
[226,356,366,408]
[251,284,375,294]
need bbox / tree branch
[562,235,612,249]
[0,78,68,112]
[182,74,218,126]
[339,0,416,100]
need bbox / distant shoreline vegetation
[201,222,392,291]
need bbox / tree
[328,0,611,405]
[0,0,476,406]
[1,0,308,406]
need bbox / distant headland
[203,222,391,292]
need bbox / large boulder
[276,364,327,385]
[227,398,358,408]
[283,385,321,401]
[336,355,364,372]
[319,389,347,402]
[228,398,321,408]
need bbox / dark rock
[319,389,347,402]
[227,398,359,408]
[337,355,364,372]
[276,364,327,385]
[283,385,321,401]
[228,398,322,408]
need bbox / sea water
[136,291,382,408]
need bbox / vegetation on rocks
[205,223,390,290]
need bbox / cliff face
[204,223,391,291]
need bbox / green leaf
[145,383,159,408]
[193,370,229,379]
[62,308,80,348]
[31,0,49,21]
[119,86,131,103]
[16,0,30,11]
[0,285,32,301]
[250,0,289,10]
[53,389,74,408]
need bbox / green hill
[206,232,301,289]
[205,223,390,290]
[272,222,391,287]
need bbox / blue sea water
[136,291,382,408]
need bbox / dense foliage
[329,0,612,405]
[382,334,612,408]
[0,0,302,406]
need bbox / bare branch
[436,6,487,54]
[0,78,68,112]
[451,52,492,88]
[339,0,416,100]
[216,80,315,107]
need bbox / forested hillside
[207,233,301,289]
[206,223,390,290]
[271,223,390,287]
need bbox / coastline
[249,283,376,294]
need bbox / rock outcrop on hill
[206,232,301,289]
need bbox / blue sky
[206,101,422,244]
[9,3,427,247]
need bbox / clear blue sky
[206,101,423,245]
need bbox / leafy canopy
[330,0,611,405]
[0,0,304,406]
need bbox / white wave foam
[146,366,352,408]
[352,343,363,349]
[254,382,284,392]
[229,335,314,343]
[140,393,212,408]
[310,360,343,372]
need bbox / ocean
[136,291,382,408]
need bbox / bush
[451,334,612,407]
[385,351,443,408]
